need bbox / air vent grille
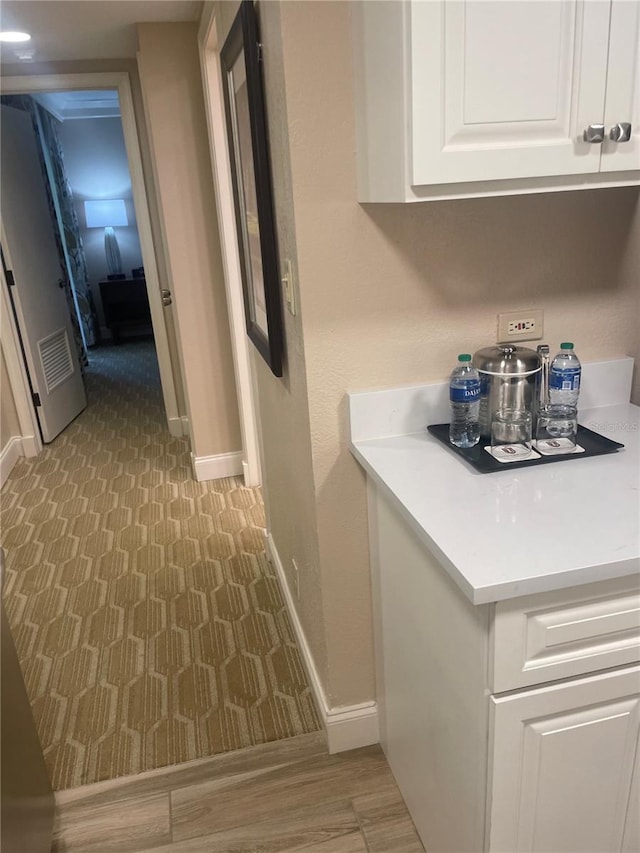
[37,328,74,393]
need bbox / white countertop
[349,361,640,605]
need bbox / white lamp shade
[84,199,128,229]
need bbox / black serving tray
[427,423,624,474]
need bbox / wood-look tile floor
[52,732,425,852]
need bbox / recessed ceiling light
[0,31,32,43]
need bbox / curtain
[34,102,98,350]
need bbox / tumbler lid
[473,344,541,377]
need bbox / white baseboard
[1,436,23,487]
[191,450,243,482]
[241,458,262,488]
[167,416,190,438]
[323,701,380,754]
[265,532,379,754]
[20,434,39,458]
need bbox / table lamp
[84,199,128,280]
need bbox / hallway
[0,340,319,790]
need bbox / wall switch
[281,259,296,316]
[497,309,544,343]
[292,558,300,599]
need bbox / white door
[411,0,611,185]
[489,665,640,852]
[1,104,86,442]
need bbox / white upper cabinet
[411,1,608,184]
[352,0,640,201]
[601,0,640,173]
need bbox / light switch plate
[282,258,296,316]
[497,309,544,343]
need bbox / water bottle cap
[458,354,472,362]
[560,342,574,350]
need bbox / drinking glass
[490,409,533,460]
[535,405,577,455]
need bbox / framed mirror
[220,0,283,377]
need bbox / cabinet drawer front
[492,577,640,692]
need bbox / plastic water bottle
[449,354,480,448]
[549,342,581,407]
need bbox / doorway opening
[2,88,164,441]
[1,71,182,458]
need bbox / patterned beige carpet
[1,340,319,791]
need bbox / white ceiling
[32,90,121,120]
[0,1,203,64]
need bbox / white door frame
[1,228,42,458]
[1,71,181,440]
[197,6,262,488]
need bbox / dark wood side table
[98,278,152,343]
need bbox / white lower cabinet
[368,482,640,853]
[489,668,640,853]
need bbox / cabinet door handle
[583,124,605,143]
[609,122,632,143]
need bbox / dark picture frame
[220,0,283,377]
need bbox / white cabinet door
[601,0,640,173]
[488,666,640,853]
[353,0,640,200]
[411,0,611,186]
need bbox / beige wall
[625,202,640,405]
[253,2,330,688]
[137,23,241,460]
[1,348,21,451]
[220,1,640,708]
[214,0,333,694]
[213,0,329,684]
